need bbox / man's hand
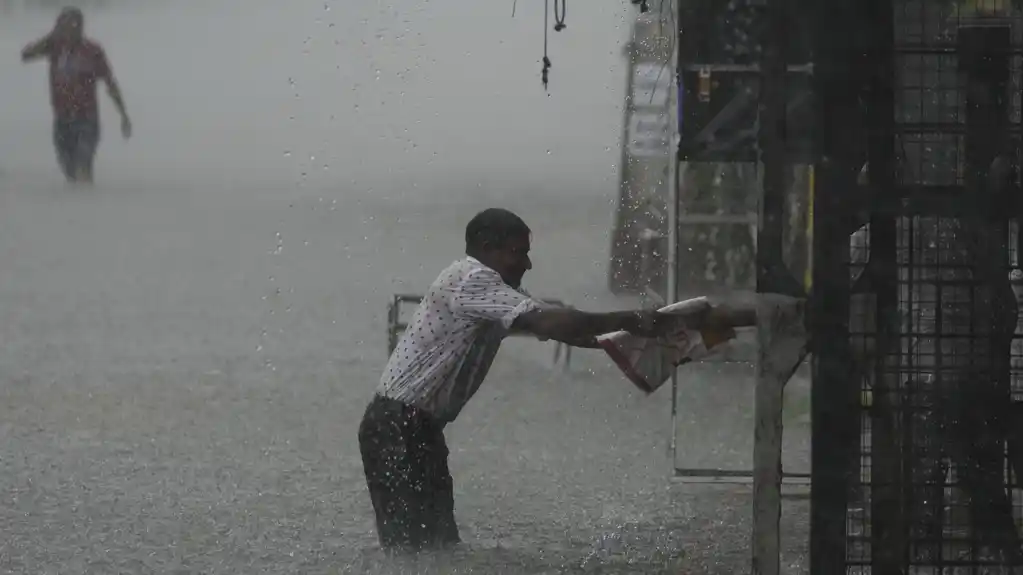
[120,115,132,139]
[21,35,53,62]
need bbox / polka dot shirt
[377,257,541,423]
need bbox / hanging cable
[542,0,552,90]
[541,0,567,90]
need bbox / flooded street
[0,2,808,573]
[0,179,809,573]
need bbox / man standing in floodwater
[358,207,798,552]
[21,7,132,185]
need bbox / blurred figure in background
[20,6,131,185]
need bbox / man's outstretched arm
[450,267,664,346]
[512,307,673,345]
[21,36,51,61]
[96,50,130,122]
[514,299,758,347]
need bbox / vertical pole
[809,0,859,569]
[863,0,904,568]
[668,0,683,461]
[751,0,791,572]
[804,166,814,292]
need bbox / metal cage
[811,0,1023,572]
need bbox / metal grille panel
[812,0,1023,572]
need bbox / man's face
[489,234,532,288]
[54,14,83,43]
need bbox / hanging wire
[542,0,552,89]
[541,0,567,90]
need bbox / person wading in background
[358,207,791,552]
[21,7,132,185]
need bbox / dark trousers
[358,394,460,551]
[53,117,100,182]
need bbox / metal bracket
[673,468,811,486]
[681,63,815,74]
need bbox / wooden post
[752,296,808,575]
[751,0,807,569]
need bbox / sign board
[608,6,676,294]
[627,111,671,158]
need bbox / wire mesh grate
[824,0,1023,572]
